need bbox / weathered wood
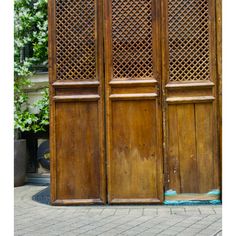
[104,0,163,203]
[49,0,106,205]
[163,0,221,199]
[165,193,219,201]
[166,105,181,193]
[195,103,214,193]
[216,0,222,195]
[49,0,221,204]
[166,96,215,104]
[55,102,101,200]
[177,104,198,193]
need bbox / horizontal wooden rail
[110,93,158,100]
[166,96,215,104]
[109,79,158,87]
[53,95,100,102]
[166,82,214,89]
[52,81,100,88]
[110,198,161,204]
[52,199,104,206]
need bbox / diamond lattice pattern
[112,0,154,79]
[168,0,210,81]
[56,0,96,80]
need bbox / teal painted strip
[164,190,177,196]
[207,189,221,195]
[164,200,221,205]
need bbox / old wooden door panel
[110,100,161,201]
[55,102,100,200]
[104,0,163,203]
[167,103,216,193]
[162,0,220,200]
[49,0,105,205]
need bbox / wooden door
[49,0,221,205]
[162,0,221,201]
[49,0,106,205]
[104,0,164,203]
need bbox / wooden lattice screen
[55,0,96,80]
[111,0,154,79]
[167,0,211,82]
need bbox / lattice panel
[56,0,96,80]
[111,0,154,79]
[168,0,210,82]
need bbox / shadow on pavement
[32,185,50,205]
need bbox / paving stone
[129,209,144,216]
[168,226,186,233]
[158,207,171,212]
[115,209,130,215]
[171,207,185,215]
[199,207,216,215]
[177,228,201,235]
[213,208,222,214]
[14,184,222,236]
[143,209,157,216]
[101,209,116,215]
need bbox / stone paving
[14,184,222,236]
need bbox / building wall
[25,72,49,113]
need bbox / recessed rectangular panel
[109,100,161,201]
[166,103,220,200]
[55,102,101,201]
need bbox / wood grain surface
[49,0,221,204]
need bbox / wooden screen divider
[104,0,164,203]
[49,0,106,205]
[49,0,222,205]
[162,0,221,201]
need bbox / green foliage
[14,88,49,133]
[14,0,49,134]
[32,88,49,131]
[14,0,48,70]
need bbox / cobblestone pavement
[15,184,222,236]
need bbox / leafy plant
[32,88,49,132]
[14,0,48,135]
[14,0,48,70]
[14,88,49,133]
